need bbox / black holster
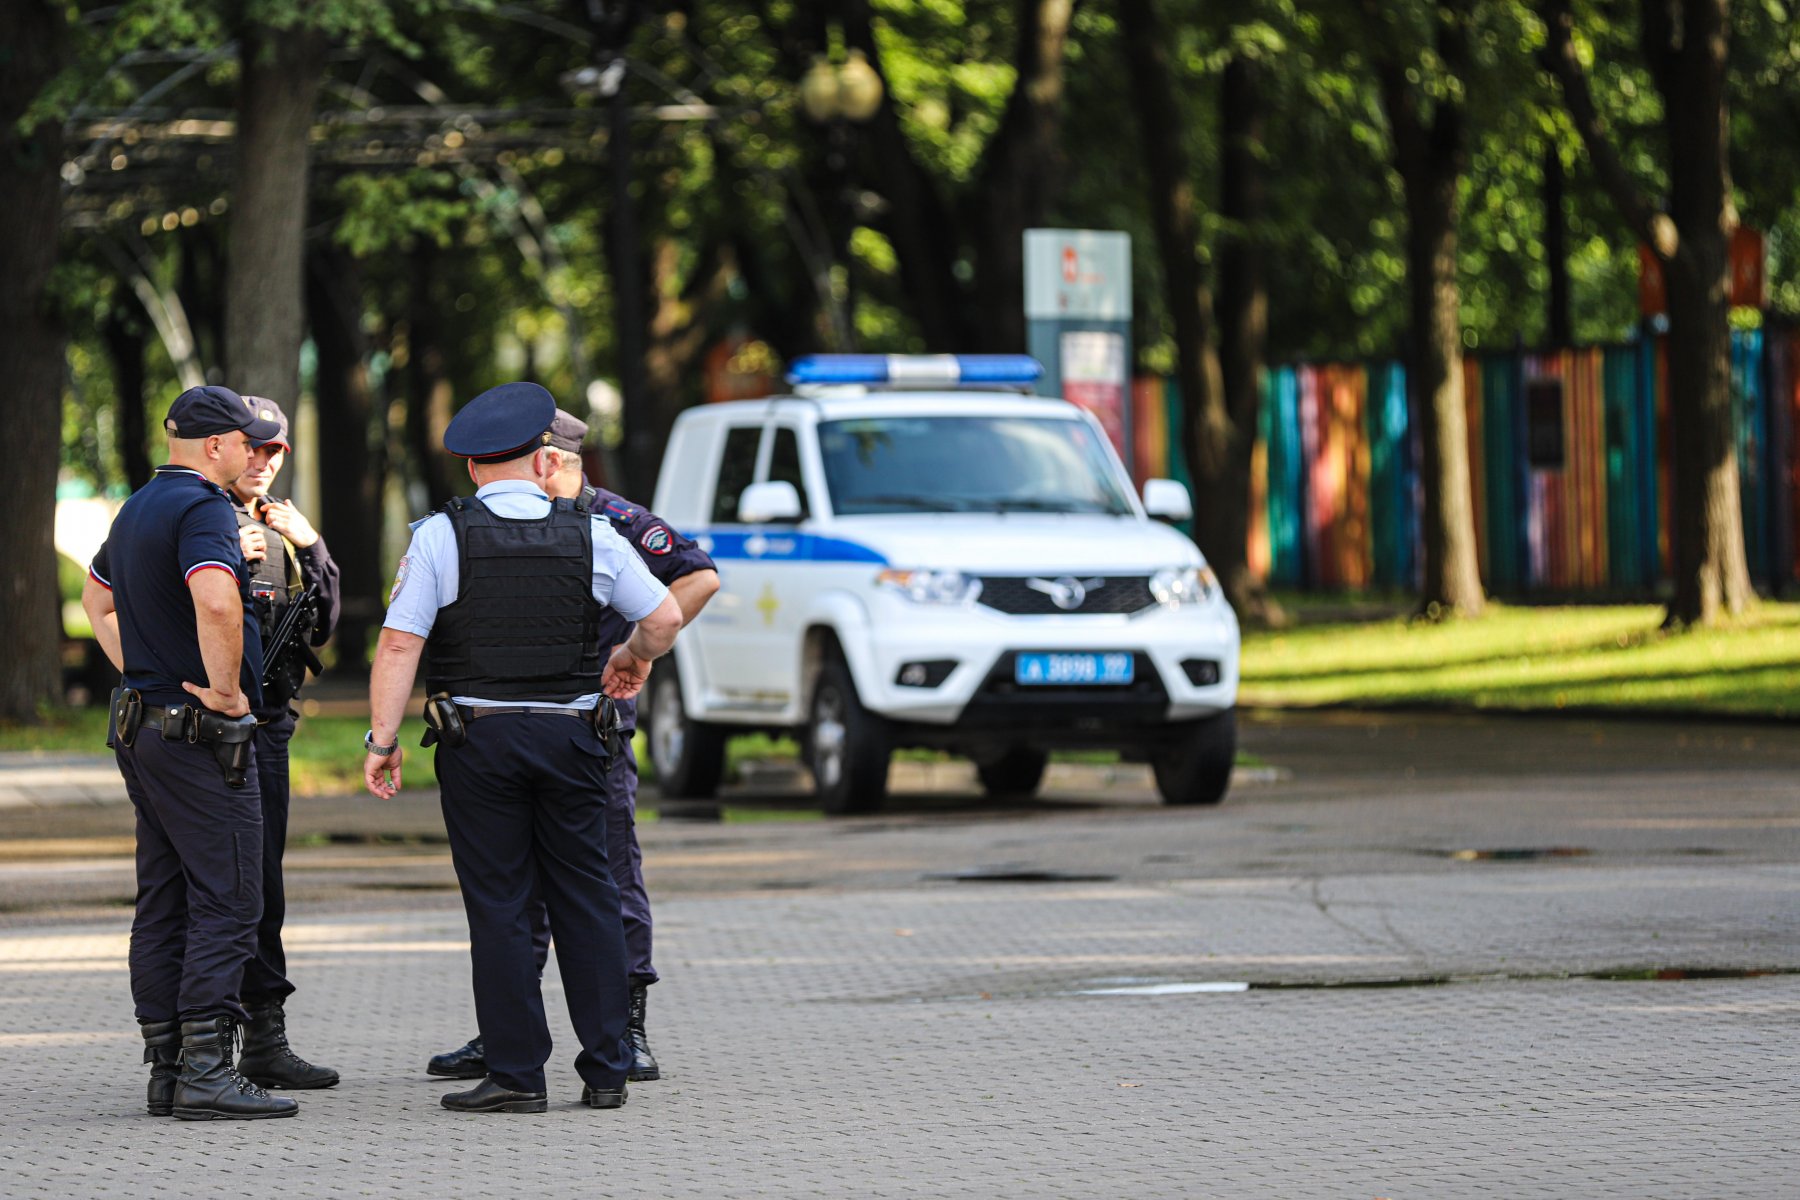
[195,711,258,788]
[422,692,467,749]
[109,687,144,749]
[594,698,622,759]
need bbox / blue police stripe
[695,530,888,565]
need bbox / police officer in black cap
[426,408,719,1085]
[225,397,341,1090]
[365,382,683,1114]
[81,384,299,1120]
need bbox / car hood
[825,513,1204,573]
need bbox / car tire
[975,748,1048,798]
[808,657,889,816]
[1151,710,1237,807]
[644,658,727,799]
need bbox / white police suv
[644,354,1240,814]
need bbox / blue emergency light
[786,354,1043,388]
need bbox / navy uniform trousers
[435,712,634,1094]
[527,702,654,986]
[243,711,299,1003]
[115,734,265,1023]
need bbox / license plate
[1014,652,1135,686]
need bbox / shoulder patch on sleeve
[640,526,673,555]
[388,555,410,604]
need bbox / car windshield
[817,415,1135,517]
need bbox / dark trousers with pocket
[242,711,298,1004]
[437,713,632,1094]
[116,733,264,1024]
[527,724,656,986]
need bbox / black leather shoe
[441,1076,547,1114]
[172,1018,300,1120]
[427,1035,486,1079]
[237,999,339,1090]
[626,983,660,1082]
[581,1082,628,1110]
[140,1019,181,1116]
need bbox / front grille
[975,575,1156,616]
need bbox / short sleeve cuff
[184,562,238,583]
[382,614,434,638]
[616,580,671,624]
[87,565,111,590]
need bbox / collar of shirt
[153,465,206,479]
[475,479,549,501]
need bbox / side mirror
[738,480,803,524]
[1142,478,1193,523]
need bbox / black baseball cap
[241,396,292,452]
[164,385,284,442]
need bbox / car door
[689,422,768,707]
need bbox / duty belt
[455,704,591,721]
[140,703,204,741]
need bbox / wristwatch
[364,729,399,756]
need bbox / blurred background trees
[4,0,1797,717]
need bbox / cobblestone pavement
[0,711,1796,1198]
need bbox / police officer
[226,397,341,1090]
[80,385,299,1120]
[364,382,683,1114]
[426,409,719,1084]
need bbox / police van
[645,354,1241,814]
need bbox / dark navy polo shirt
[90,466,264,710]
[584,485,717,728]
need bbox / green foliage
[332,170,471,255]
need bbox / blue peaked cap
[444,382,558,459]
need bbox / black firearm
[261,583,324,707]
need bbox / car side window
[711,426,763,525]
[767,427,811,520]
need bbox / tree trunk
[225,25,325,400]
[1660,0,1751,623]
[1215,55,1282,625]
[1544,142,1572,346]
[306,246,385,670]
[103,306,153,490]
[1120,0,1236,610]
[971,0,1074,350]
[1539,0,1751,625]
[1376,2,1485,617]
[0,0,69,720]
[1402,162,1485,616]
[404,245,458,510]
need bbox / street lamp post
[799,49,883,351]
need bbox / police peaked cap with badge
[164,385,284,443]
[241,396,292,453]
[444,382,559,461]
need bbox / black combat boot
[237,999,339,1089]
[627,982,660,1082]
[139,1019,181,1116]
[171,1017,299,1120]
[427,1035,487,1079]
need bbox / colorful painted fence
[1130,325,1800,595]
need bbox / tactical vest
[235,502,296,639]
[425,496,603,703]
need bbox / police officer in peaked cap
[82,384,300,1120]
[426,408,719,1086]
[226,397,342,1090]
[364,381,684,1114]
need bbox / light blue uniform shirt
[383,479,670,709]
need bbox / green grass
[1241,601,1800,719]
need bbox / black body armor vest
[425,496,603,702]
[235,502,293,639]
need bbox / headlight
[1149,565,1217,608]
[875,568,983,606]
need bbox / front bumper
[842,595,1240,732]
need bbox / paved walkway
[0,711,1795,1197]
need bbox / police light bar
[786,354,1044,388]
